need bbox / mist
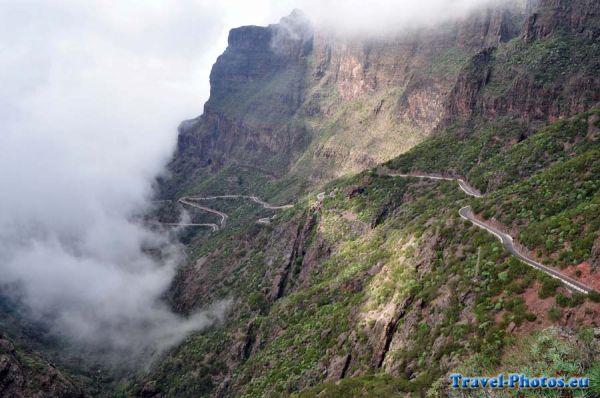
[293,0,518,35]
[0,0,237,364]
[0,0,508,366]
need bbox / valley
[2,0,600,397]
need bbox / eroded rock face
[168,0,599,194]
[444,0,600,127]
[168,3,531,192]
[0,336,84,398]
[523,0,600,41]
[168,10,313,193]
[209,10,313,102]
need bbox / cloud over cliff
[294,0,518,35]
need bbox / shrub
[589,291,600,303]
[569,293,585,307]
[591,362,600,395]
[248,291,268,313]
[538,276,561,299]
[555,293,570,307]
[498,271,509,282]
[525,312,537,322]
[548,306,562,321]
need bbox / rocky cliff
[523,0,600,41]
[167,2,532,196]
[444,0,600,128]
[169,10,313,194]
[0,336,85,398]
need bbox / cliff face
[168,2,531,194]
[444,0,600,128]
[171,10,313,189]
[0,336,84,398]
[523,0,600,41]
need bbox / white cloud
[0,0,236,364]
[297,0,513,35]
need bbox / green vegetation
[144,163,560,396]
[291,374,414,397]
[483,34,600,96]
[591,361,600,395]
[474,113,600,267]
[140,25,600,397]
[428,47,470,78]
[143,99,600,397]
[443,327,598,397]
[389,109,600,268]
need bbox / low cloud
[0,1,233,365]
[295,0,518,35]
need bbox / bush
[555,293,570,307]
[498,271,509,282]
[591,362,600,395]
[548,306,562,321]
[569,293,585,307]
[248,291,268,313]
[538,276,561,299]
[525,312,537,322]
[589,291,600,303]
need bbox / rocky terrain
[134,0,600,396]
[0,335,84,398]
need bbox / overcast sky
[0,0,504,364]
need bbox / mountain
[164,2,532,199]
[132,0,600,397]
[5,0,600,397]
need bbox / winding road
[387,173,483,198]
[155,170,594,294]
[178,197,228,228]
[184,195,293,210]
[155,195,293,231]
[384,171,593,294]
[458,206,591,294]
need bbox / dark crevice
[274,210,316,299]
[340,354,352,379]
[376,295,415,369]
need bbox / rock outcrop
[444,0,600,127]
[523,0,600,41]
[0,336,84,398]
[168,10,313,194]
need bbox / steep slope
[164,2,531,199]
[0,335,85,398]
[444,0,600,127]
[142,112,599,397]
[131,1,600,397]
